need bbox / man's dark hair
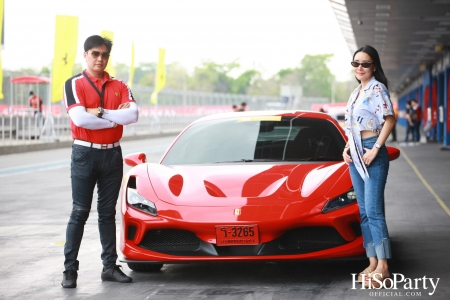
[84,35,113,53]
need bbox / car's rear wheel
[127,263,164,272]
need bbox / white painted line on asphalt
[0,160,70,176]
[399,144,450,217]
[0,144,169,177]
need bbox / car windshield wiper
[214,159,252,163]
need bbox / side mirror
[124,152,147,167]
[386,146,400,161]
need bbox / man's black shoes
[61,269,78,288]
[101,265,132,283]
[61,265,131,288]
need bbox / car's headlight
[127,188,158,216]
[322,189,357,213]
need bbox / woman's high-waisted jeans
[349,135,392,260]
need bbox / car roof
[191,110,336,124]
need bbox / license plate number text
[215,225,259,246]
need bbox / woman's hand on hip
[363,147,379,166]
[343,148,352,164]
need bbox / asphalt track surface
[0,133,449,300]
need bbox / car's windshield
[161,116,345,165]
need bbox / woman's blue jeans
[349,136,392,260]
[64,144,123,270]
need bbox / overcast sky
[3,0,354,81]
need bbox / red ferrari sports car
[119,110,400,271]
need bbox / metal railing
[1,86,284,145]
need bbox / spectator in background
[411,99,422,143]
[390,105,398,142]
[319,107,326,113]
[404,101,414,143]
[238,102,247,111]
[232,104,238,112]
[29,91,43,115]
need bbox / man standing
[411,99,422,143]
[61,35,138,288]
[29,91,43,115]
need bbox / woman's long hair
[353,45,389,89]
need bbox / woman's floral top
[344,76,394,180]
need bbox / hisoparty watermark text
[351,273,440,296]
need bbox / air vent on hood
[204,180,227,197]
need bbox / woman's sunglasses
[351,61,373,68]
[89,50,110,59]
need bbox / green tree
[5,54,351,100]
[276,68,300,86]
[134,62,156,86]
[114,63,130,83]
[298,54,334,98]
[334,80,355,103]
[231,69,260,94]
[16,68,39,76]
[189,60,239,93]
[39,66,51,77]
[246,74,279,96]
[165,62,189,90]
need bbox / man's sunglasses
[89,50,110,59]
[351,61,373,68]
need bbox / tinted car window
[162,116,345,165]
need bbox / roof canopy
[331,0,450,94]
[11,75,50,84]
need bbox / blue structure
[397,53,450,147]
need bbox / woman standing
[342,45,396,288]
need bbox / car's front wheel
[127,263,164,272]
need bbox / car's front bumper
[119,200,365,262]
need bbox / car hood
[146,162,347,206]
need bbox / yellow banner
[51,15,78,102]
[0,0,4,99]
[101,30,115,77]
[127,42,135,88]
[150,48,166,104]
